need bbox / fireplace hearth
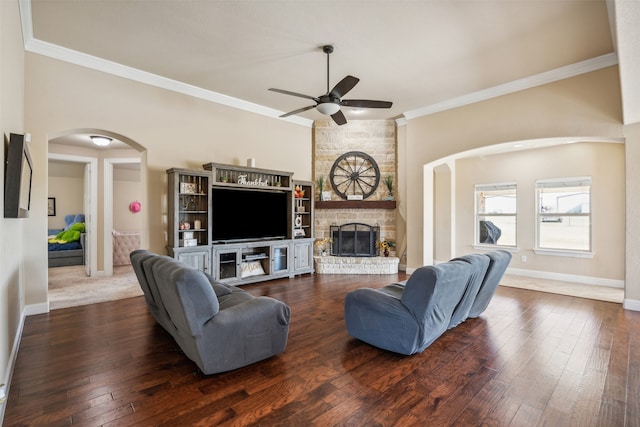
[330,223,379,257]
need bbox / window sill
[473,244,518,252]
[533,248,594,259]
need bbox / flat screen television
[4,133,32,218]
[211,187,289,243]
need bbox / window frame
[474,182,517,248]
[535,176,592,255]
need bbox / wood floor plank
[4,273,640,426]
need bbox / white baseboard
[24,302,49,316]
[415,262,624,290]
[506,267,624,289]
[623,298,640,312]
[0,306,28,425]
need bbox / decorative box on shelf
[180,238,198,247]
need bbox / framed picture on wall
[48,198,56,216]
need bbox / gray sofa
[344,250,512,355]
[130,250,291,374]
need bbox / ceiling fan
[269,45,393,125]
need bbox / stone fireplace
[313,119,399,274]
[330,223,379,257]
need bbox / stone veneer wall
[313,119,397,255]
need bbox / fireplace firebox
[330,223,380,257]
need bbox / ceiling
[22,0,639,128]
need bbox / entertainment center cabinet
[166,164,314,285]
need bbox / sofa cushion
[130,250,158,314]
[204,272,232,296]
[141,254,178,334]
[448,253,490,328]
[468,250,512,318]
[153,258,219,337]
[404,261,471,351]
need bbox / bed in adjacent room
[48,214,86,268]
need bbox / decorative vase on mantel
[383,248,389,257]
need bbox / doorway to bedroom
[47,130,147,309]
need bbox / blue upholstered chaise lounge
[344,250,512,355]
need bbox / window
[536,177,591,252]
[475,183,516,246]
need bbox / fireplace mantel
[315,200,396,210]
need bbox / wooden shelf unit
[166,168,213,272]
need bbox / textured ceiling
[27,0,621,125]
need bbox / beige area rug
[500,274,624,303]
[48,265,143,310]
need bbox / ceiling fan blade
[329,75,359,99]
[340,99,393,109]
[331,110,347,126]
[269,88,318,101]
[279,105,316,118]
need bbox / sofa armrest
[206,296,290,329]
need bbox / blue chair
[344,261,472,355]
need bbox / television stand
[212,239,295,284]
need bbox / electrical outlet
[521,255,527,262]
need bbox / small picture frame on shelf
[180,182,197,194]
[321,191,331,201]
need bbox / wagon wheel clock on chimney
[329,151,380,200]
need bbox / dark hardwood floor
[5,273,640,426]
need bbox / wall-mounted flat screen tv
[4,133,33,218]
[211,187,288,243]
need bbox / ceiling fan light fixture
[90,135,112,146]
[317,102,340,115]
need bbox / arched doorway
[47,129,148,308]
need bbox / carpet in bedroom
[48,265,143,310]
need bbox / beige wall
[113,166,142,232]
[47,161,142,232]
[47,176,84,230]
[433,164,453,262]
[405,66,624,271]
[452,142,625,279]
[24,53,312,307]
[0,0,25,402]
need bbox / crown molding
[19,1,312,128]
[18,0,617,127]
[404,52,618,121]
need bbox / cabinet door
[215,249,241,282]
[176,249,211,273]
[271,244,290,275]
[294,240,313,273]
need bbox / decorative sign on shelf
[204,162,292,189]
[237,174,269,187]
